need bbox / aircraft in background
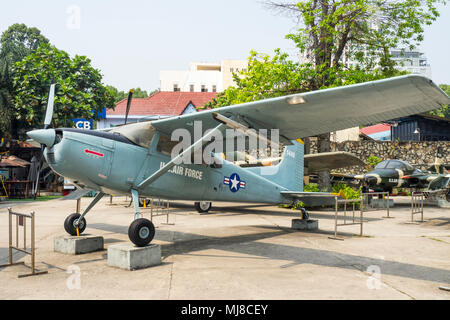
[27,75,450,246]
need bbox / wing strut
[136,123,225,190]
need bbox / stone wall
[308,138,450,174]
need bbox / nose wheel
[128,218,155,247]
[64,213,87,236]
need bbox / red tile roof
[107,91,218,116]
[360,123,391,135]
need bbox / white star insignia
[230,176,239,190]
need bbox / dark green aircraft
[333,159,446,193]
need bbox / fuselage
[45,128,290,204]
[364,159,437,192]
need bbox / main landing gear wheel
[195,201,212,213]
[64,213,86,236]
[128,218,155,247]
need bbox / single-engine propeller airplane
[27,75,450,246]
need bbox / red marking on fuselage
[84,149,104,157]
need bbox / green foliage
[107,86,152,103]
[366,155,382,169]
[332,183,361,199]
[278,201,305,211]
[428,84,450,118]
[0,64,14,138]
[304,183,320,192]
[12,44,115,133]
[0,23,49,71]
[204,0,443,110]
[0,23,50,137]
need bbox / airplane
[331,154,450,195]
[26,75,450,247]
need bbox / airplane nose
[364,176,378,185]
[27,129,56,148]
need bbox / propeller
[124,89,134,125]
[27,82,56,199]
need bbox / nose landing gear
[64,213,86,236]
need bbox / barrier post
[0,208,48,278]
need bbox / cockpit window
[384,160,413,171]
[385,160,405,170]
[375,160,389,169]
[109,121,155,148]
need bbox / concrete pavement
[0,196,449,299]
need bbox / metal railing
[361,191,391,218]
[411,192,424,222]
[330,196,364,240]
[0,208,48,278]
[142,197,173,225]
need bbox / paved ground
[0,196,449,300]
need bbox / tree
[0,64,14,138]
[206,0,445,190]
[0,23,49,70]
[106,85,152,103]
[13,44,115,136]
[0,24,50,138]
[429,84,450,118]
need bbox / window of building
[173,84,180,92]
[201,85,208,92]
[212,85,216,92]
[190,84,194,92]
[230,68,234,72]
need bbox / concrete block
[370,198,394,208]
[437,199,450,208]
[291,219,318,231]
[54,235,104,255]
[107,243,161,271]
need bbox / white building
[391,50,432,78]
[160,60,248,93]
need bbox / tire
[195,201,212,213]
[64,213,86,236]
[128,218,155,247]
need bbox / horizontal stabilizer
[281,191,342,206]
[304,152,364,174]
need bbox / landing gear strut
[64,191,105,236]
[128,189,155,247]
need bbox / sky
[1,0,449,92]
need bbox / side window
[156,135,180,156]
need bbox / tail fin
[247,140,304,191]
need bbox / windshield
[375,160,389,169]
[109,121,155,148]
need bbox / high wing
[151,75,449,140]
[304,152,365,174]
